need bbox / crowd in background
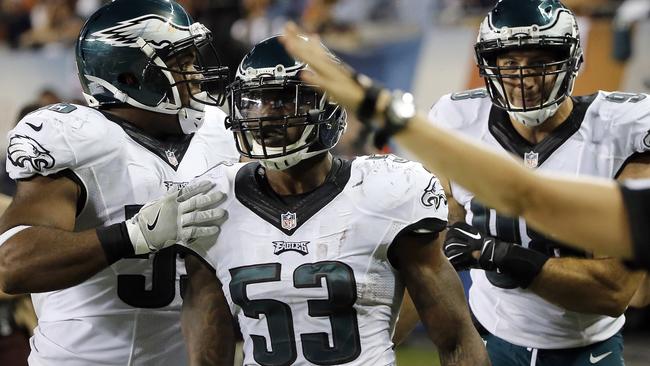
[0,0,650,365]
[0,0,478,167]
[1,0,647,159]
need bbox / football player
[430,1,647,365]
[0,0,236,365]
[180,35,490,366]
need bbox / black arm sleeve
[620,182,650,270]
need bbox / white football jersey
[428,89,650,349]
[189,155,448,366]
[5,103,239,365]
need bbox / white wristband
[0,225,31,248]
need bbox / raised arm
[279,22,632,261]
[526,154,650,314]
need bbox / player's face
[167,50,202,106]
[495,48,562,109]
[237,87,319,148]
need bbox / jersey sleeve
[354,155,449,244]
[390,159,449,239]
[358,155,448,271]
[5,103,117,180]
[427,93,456,129]
[427,88,491,129]
[604,92,650,157]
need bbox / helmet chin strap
[259,151,305,170]
[259,149,327,171]
[178,91,208,134]
[247,124,331,170]
[252,125,314,170]
[509,102,560,127]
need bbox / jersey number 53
[230,261,361,366]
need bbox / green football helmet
[75,0,229,134]
[226,36,346,170]
[475,0,583,126]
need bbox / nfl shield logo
[281,212,297,230]
[165,150,179,167]
[524,151,539,169]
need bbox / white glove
[125,180,227,254]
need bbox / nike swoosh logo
[147,209,162,231]
[447,253,464,261]
[26,122,43,131]
[589,351,612,364]
[445,243,467,249]
[455,228,482,240]
[487,239,495,262]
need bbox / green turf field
[395,344,440,366]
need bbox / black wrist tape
[496,243,549,289]
[373,122,407,149]
[96,222,135,265]
[373,128,391,149]
[356,83,383,125]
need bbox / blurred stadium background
[0,0,649,365]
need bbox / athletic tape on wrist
[354,72,383,125]
[496,243,549,288]
[96,223,135,265]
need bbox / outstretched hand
[280,22,365,116]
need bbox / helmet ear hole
[142,64,169,89]
[142,64,173,103]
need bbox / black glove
[443,222,485,271]
[444,222,550,288]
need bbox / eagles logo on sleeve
[421,177,447,210]
[7,134,56,172]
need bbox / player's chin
[509,97,543,109]
[251,133,291,148]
